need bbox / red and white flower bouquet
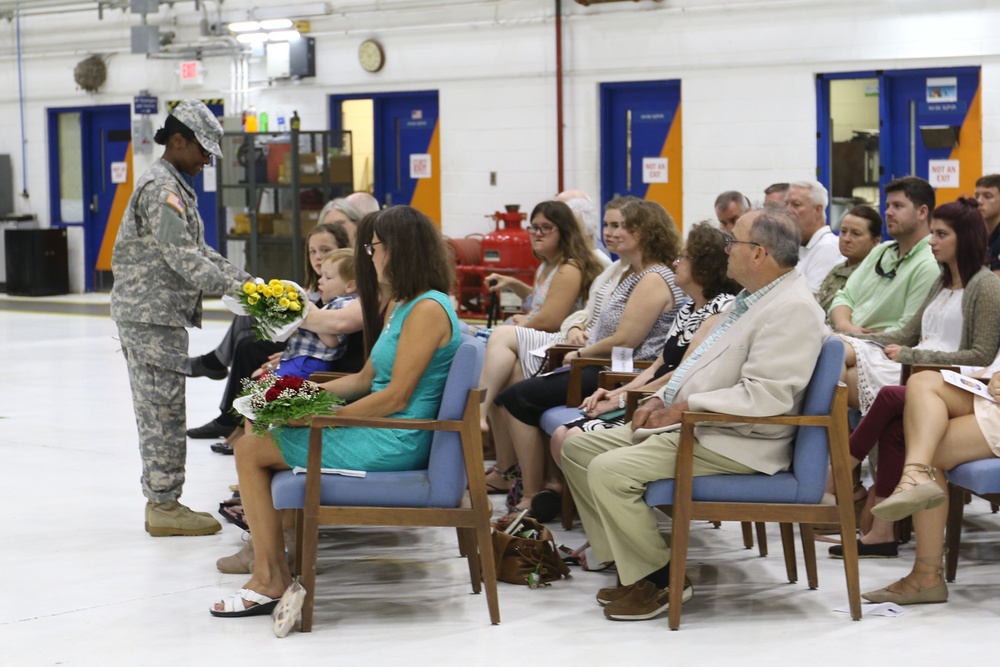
[233,373,343,436]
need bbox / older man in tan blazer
[562,205,826,622]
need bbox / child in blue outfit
[266,248,358,379]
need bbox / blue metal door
[880,68,980,199]
[47,104,131,292]
[600,80,683,228]
[816,67,981,220]
[329,91,440,223]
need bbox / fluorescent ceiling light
[228,20,261,32]
[236,32,269,44]
[267,30,301,42]
[259,18,293,30]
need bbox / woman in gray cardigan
[842,197,1000,415]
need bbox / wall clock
[359,39,385,73]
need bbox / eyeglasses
[724,235,762,253]
[874,243,906,279]
[363,241,384,256]
[672,255,691,264]
[528,224,556,236]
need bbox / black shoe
[211,442,234,455]
[529,489,562,524]
[186,419,236,439]
[829,539,898,559]
[189,355,228,380]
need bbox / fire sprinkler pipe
[555,0,564,193]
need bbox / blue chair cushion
[644,473,802,506]
[946,458,1000,496]
[540,406,584,436]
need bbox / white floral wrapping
[223,278,308,343]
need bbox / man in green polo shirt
[829,176,939,336]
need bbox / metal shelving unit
[215,129,353,280]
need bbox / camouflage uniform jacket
[110,158,248,328]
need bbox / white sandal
[272,579,307,638]
[209,588,280,617]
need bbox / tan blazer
[655,271,826,474]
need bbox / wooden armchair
[271,336,499,631]
[643,337,861,629]
[623,386,766,556]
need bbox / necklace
[383,300,401,332]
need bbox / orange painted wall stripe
[934,78,981,204]
[96,141,134,270]
[644,102,683,233]
[409,120,442,227]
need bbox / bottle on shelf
[277,114,287,132]
[245,105,258,132]
[259,111,269,133]
[290,110,300,132]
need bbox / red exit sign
[180,61,200,81]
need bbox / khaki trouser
[561,424,755,586]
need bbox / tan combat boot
[146,501,222,537]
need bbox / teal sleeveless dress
[274,290,461,472]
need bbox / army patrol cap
[171,100,224,158]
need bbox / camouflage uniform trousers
[117,321,194,503]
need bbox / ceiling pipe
[555,0,564,194]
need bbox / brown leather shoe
[596,582,634,607]
[603,578,694,621]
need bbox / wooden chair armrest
[566,356,609,406]
[624,389,655,420]
[543,344,582,373]
[565,357,654,407]
[679,410,838,429]
[599,371,639,390]
[309,414,461,432]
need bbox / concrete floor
[3,293,1000,666]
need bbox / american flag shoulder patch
[165,192,185,215]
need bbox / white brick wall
[1,0,999,289]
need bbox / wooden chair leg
[475,522,501,624]
[945,483,965,582]
[668,512,692,631]
[300,509,319,633]
[780,523,798,584]
[561,485,575,531]
[457,527,483,593]
[289,509,304,577]
[799,523,818,589]
[740,522,754,549]
[755,522,768,557]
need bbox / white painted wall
[1,0,999,290]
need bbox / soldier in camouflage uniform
[111,100,250,536]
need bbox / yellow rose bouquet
[223,278,308,342]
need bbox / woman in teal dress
[211,206,459,621]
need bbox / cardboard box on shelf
[232,212,275,235]
[278,151,353,186]
[272,209,320,237]
[330,155,352,185]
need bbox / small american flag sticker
[166,193,185,215]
